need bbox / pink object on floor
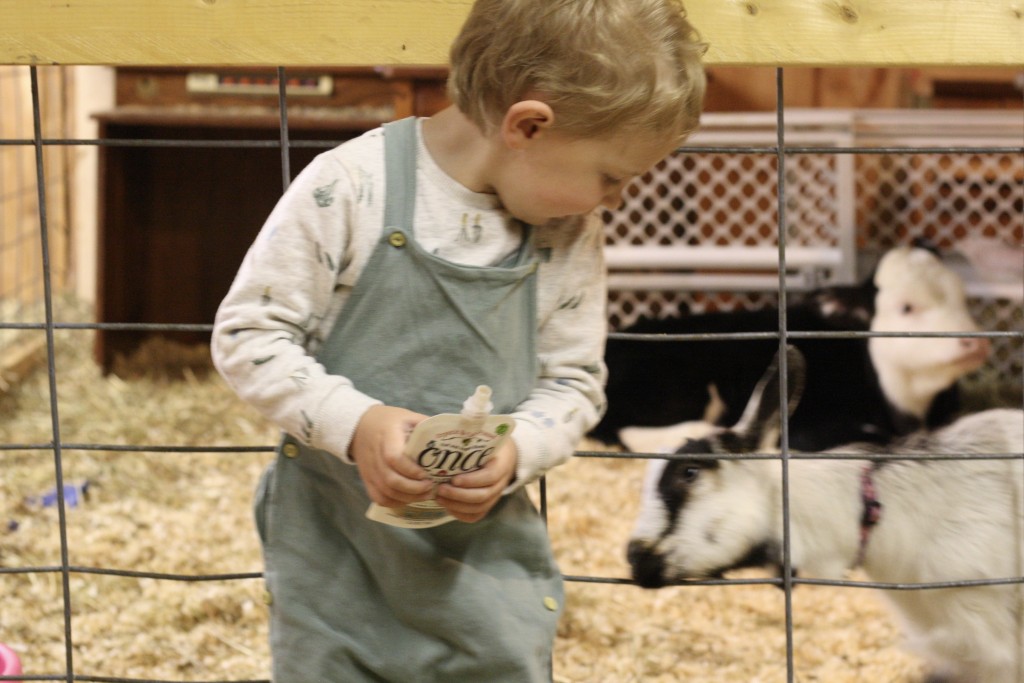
[0,642,22,682]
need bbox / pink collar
[854,464,883,569]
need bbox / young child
[211,0,705,679]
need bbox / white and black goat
[627,347,1024,683]
[592,245,990,451]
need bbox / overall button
[282,443,300,458]
[543,596,559,611]
[263,590,273,605]
[388,231,407,248]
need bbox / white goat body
[628,350,1024,683]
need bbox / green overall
[255,117,563,682]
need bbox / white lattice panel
[604,110,857,261]
[857,153,1023,249]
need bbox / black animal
[592,246,987,451]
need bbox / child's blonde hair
[448,0,707,145]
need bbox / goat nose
[961,335,991,358]
[626,539,645,566]
[627,540,668,589]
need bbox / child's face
[498,131,678,226]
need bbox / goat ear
[910,235,943,258]
[782,345,806,415]
[731,345,806,448]
[807,283,875,328]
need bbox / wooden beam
[695,0,1024,66]
[0,0,1021,67]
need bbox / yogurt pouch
[366,385,515,528]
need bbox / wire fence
[0,64,1022,683]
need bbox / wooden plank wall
[0,67,70,302]
[0,66,71,383]
[0,0,1021,67]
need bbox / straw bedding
[0,334,927,682]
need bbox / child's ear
[501,100,555,148]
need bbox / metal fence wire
[0,64,1022,683]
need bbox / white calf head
[869,246,989,417]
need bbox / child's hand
[435,439,518,523]
[349,405,433,508]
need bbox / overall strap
[381,117,419,235]
[383,115,536,266]
[504,222,535,268]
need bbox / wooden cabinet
[94,66,448,373]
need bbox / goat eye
[901,302,914,314]
[682,466,701,483]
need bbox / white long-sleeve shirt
[212,121,608,487]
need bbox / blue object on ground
[36,481,90,508]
